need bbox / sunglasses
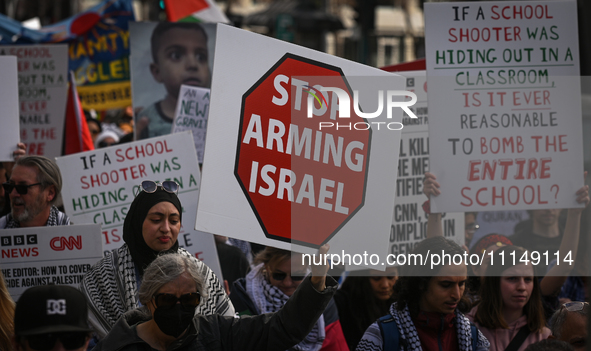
[465,223,480,234]
[139,180,179,194]
[562,301,589,312]
[270,272,306,282]
[153,292,201,310]
[24,332,88,350]
[2,182,42,195]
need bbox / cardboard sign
[171,85,210,164]
[196,25,406,261]
[0,224,103,300]
[55,131,223,278]
[425,1,584,212]
[390,71,465,256]
[0,56,19,161]
[0,45,68,158]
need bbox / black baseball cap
[14,285,93,336]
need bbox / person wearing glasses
[93,250,337,351]
[548,301,588,351]
[80,180,234,341]
[12,285,92,351]
[231,246,348,351]
[0,155,70,229]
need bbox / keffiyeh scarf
[80,244,234,338]
[356,303,490,351]
[2,205,70,228]
[246,264,325,351]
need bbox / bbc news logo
[1,234,38,246]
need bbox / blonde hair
[0,270,15,351]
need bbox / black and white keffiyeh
[246,263,325,351]
[355,303,490,351]
[80,244,234,338]
[1,205,70,228]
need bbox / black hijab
[123,187,182,276]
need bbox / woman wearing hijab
[80,180,234,338]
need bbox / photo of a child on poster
[129,21,216,140]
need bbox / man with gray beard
[0,156,70,228]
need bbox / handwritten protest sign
[390,71,465,255]
[55,131,222,278]
[172,85,210,164]
[0,45,68,158]
[0,224,103,300]
[0,56,19,161]
[196,25,406,265]
[425,1,584,212]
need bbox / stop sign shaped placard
[235,53,371,247]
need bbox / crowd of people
[0,150,589,351]
[0,17,588,351]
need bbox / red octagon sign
[235,53,371,247]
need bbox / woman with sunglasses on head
[231,246,348,351]
[93,248,337,351]
[80,180,234,341]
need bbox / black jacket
[92,276,337,351]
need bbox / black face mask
[153,305,196,338]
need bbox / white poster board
[55,131,223,278]
[425,1,584,212]
[0,45,69,158]
[0,224,103,300]
[196,25,406,264]
[390,71,465,255]
[172,85,210,164]
[0,56,19,161]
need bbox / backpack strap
[504,325,531,351]
[378,314,399,351]
[470,323,479,351]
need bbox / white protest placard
[390,71,465,256]
[0,56,19,161]
[0,45,68,158]
[196,25,406,264]
[425,1,584,212]
[0,224,103,300]
[172,85,210,164]
[55,131,223,278]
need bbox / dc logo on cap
[47,299,66,315]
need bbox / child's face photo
[150,27,211,99]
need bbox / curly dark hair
[394,237,469,317]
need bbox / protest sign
[55,131,223,278]
[0,56,19,161]
[425,1,584,212]
[196,25,406,263]
[0,0,134,110]
[0,45,68,158]
[171,85,210,164]
[390,71,465,256]
[0,224,103,300]
[130,21,217,141]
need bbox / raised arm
[540,172,590,295]
[423,172,443,238]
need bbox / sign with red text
[0,224,103,300]
[0,45,68,158]
[196,25,405,259]
[0,56,19,161]
[171,85,210,164]
[55,131,222,278]
[425,1,584,212]
[391,71,465,256]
